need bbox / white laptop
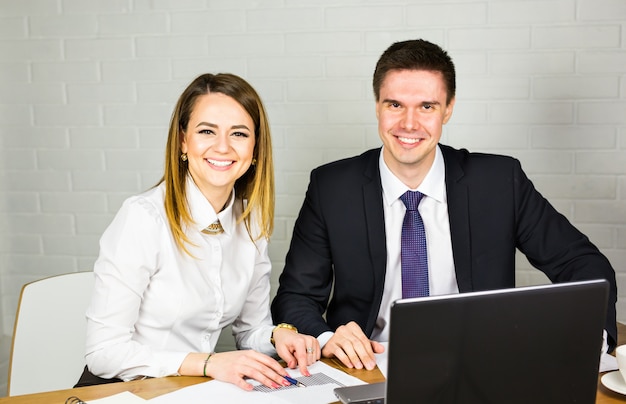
[335,279,609,404]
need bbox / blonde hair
[159,73,274,254]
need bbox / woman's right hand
[183,351,293,391]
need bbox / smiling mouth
[207,159,234,167]
[398,136,423,144]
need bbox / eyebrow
[381,99,441,106]
[195,122,251,131]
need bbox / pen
[284,375,306,388]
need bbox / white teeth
[398,137,421,144]
[207,159,233,167]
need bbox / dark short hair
[373,39,456,104]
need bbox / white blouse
[85,176,275,380]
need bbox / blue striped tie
[400,191,429,298]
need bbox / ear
[180,130,188,154]
[443,97,456,124]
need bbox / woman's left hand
[272,327,321,376]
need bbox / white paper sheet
[374,341,389,378]
[71,391,147,403]
[601,352,619,373]
[148,361,366,404]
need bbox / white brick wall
[1,0,625,395]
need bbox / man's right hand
[321,321,385,370]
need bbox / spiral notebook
[335,279,609,404]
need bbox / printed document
[148,360,366,404]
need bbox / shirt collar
[379,145,446,207]
[186,175,236,235]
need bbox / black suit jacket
[271,145,617,349]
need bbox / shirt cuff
[317,331,334,349]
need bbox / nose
[401,109,418,131]
[213,133,230,152]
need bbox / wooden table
[2,328,626,404]
[0,358,383,404]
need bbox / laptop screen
[385,280,609,404]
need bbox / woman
[81,73,320,391]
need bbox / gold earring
[252,158,257,165]
[181,153,188,162]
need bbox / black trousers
[74,366,123,388]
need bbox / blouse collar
[185,175,236,235]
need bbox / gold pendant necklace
[202,220,224,235]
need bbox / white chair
[8,271,94,396]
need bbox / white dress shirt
[371,145,459,341]
[85,176,275,380]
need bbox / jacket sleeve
[271,168,336,338]
[271,151,385,338]
[511,159,618,350]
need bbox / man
[271,39,617,371]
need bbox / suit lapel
[441,145,474,292]
[362,149,387,334]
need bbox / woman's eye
[232,131,250,138]
[199,129,214,135]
